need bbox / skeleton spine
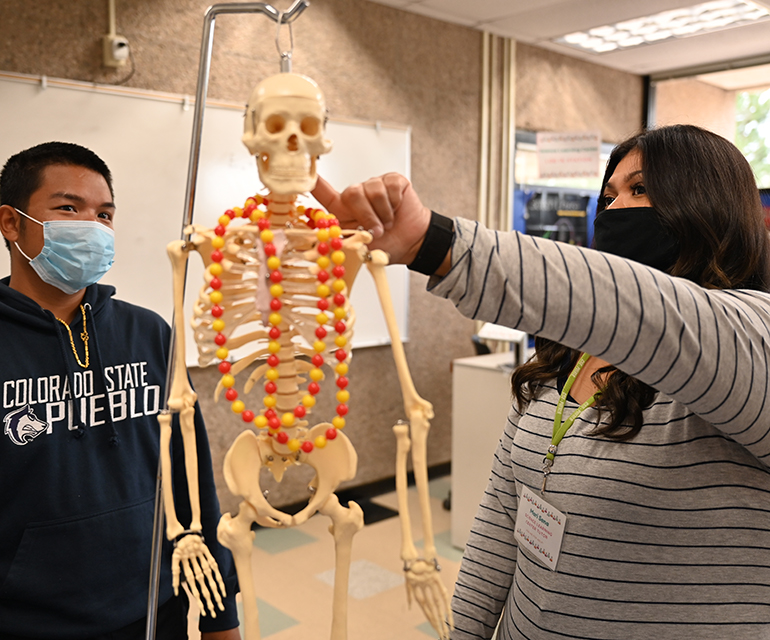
[273,320,303,413]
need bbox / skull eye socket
[265,114,285,134]
[301,117,320,136]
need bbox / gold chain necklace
[56,305,89,369]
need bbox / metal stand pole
[145,2,309,639]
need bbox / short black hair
[0,142,114,250]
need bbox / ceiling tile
[539,20,770,75]
[697,63,770,90]
[364,0,770,77]
[363,0,416,9]
[418,0,560,23]
[482,0,705,41]
[401,2,478,26]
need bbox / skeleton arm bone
[165,240,203,535]
[393,423,452,640]
[393,422,418,565]
[366,250,436,554]
[158,410,184,539]
[367,249,452,638]
[165,239,226,616]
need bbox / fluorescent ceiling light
[554,0,770,54]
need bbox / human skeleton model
[159,72,452,639]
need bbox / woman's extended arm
[433,217,770,463]
[316,173,770,460]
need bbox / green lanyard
[541,353,598,493]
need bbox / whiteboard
[0,72,411,365]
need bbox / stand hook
[275,10,295,72]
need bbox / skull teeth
[268,168,315,178]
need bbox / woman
[314,124,770,639]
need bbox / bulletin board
[0,72,411,365]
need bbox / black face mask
[593,206,679,272]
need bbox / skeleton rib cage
[189,209,362,427]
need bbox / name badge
[514,485,567,571]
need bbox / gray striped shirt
[432,218,770,640]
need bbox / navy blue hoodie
[0,278,238,637]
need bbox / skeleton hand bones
[172,531,226,617]
[404,558,452,640]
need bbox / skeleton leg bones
[318,494,365,640]
[218,501,262,640]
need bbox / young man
[0,142,240,639]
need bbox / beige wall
[0,0,644,512]
[516,43,645,144]
[654,77,737,141]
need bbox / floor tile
[236,598,300,637]
[428,476,451,501]
[417,620,442,638]
[254,526,318,553]
[315,558,405,599]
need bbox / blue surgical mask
[14,208,115,295]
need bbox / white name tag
[514,485,567,571]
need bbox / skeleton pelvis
[223,424,358,528]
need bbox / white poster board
[0,72,411,365]
[536,131,601,178]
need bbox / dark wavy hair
[511,124,770,439]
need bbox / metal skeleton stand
[144,2,310,639]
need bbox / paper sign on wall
[536,131,601,178]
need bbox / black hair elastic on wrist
[407,211,454,275]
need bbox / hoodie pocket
[0,495,158,635]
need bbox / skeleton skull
[243,73,332,195]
